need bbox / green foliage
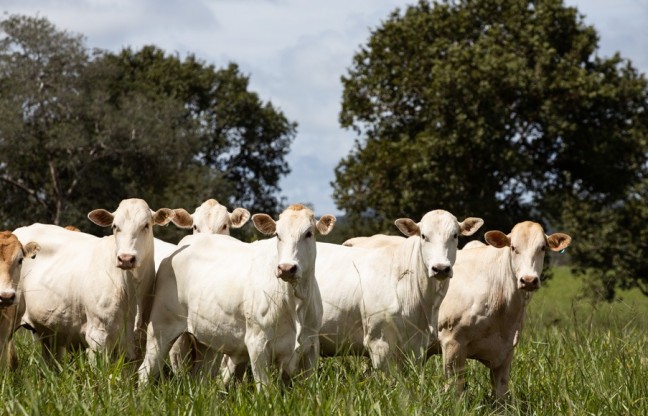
[0,15,296,237]
[1,268,647,414]
[334,0,648,294]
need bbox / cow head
[395,210,483,280]
[170,199,251,235]
[252,204,335,284]
[88,198,173,270]
[485,221,572,291]
[0,231,39,308]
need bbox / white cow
[0,231,39,368]
[316,210,483,370]
[14,199,173,361]
[436,221,571,400]
[138,204,335,387]
[157,199,251,373]
[153,199,250,271]
[342,234,405,249]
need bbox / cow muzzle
[0,290,16,308]
[429,263,452,280]
[276,263,299,283]
[518,275,540,291]
[117,254,137,270]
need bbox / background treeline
[1,0,647,300]
[0,15,295,243]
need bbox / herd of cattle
[0,197,571,400]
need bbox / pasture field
[1,266,646,415]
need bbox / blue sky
[3,0,647,215]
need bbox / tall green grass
[1,267,646,415]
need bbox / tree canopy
[335,0,648,297]
[0,15,296,240]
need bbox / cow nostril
[277,264,297,277]
[0,292,16,302]
[118,255,136,267]
[432,265,451,274]
[520,276,539,286]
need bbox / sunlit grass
[1,267,646,414]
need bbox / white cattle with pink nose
[138,204,335,387]
[13,198,173,361]
[153,199,251,271]
[436,221,571,400]
[316,209,483,370]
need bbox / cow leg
[85,325,112,364]
[192,343,222,378]
[221,354,249,386]
[169,333,193,375]
[442,338,467,396]
[296,337,319,378]
[137,319,185,384]
[364,327,397,372]
[246,332,272,390]
[490,350,514,401]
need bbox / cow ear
[88,209,114,227]
[23,242,40,259]
[170,208,194,229]
[485,231,510,248]
[459,217,484,236]
[546,233,572,252]
[395,218,420,236]
[152,208,174,226]
[316,215,336,235]
[230,208,251,229]
[252,214,276,235]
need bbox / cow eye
[305,231,313,239]
[540,246,545,252]
[143,224,149,231]
[18,258,23,265]
[221,225,227,231]
[192,225,198,231]
[453,233,458,239]
[511,246,516,253]
[421,234,426,240]
[276,234,282,241]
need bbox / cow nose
[430,263,452,280]
[117,254,136,269]
[432,265,451,274]
[0,290,16,306]
[519,276,540,290]
[276,263,298,280]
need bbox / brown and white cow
[138,204,335,388]
[14,199,173,361]
[0,231,39,368]
[436,221,571,400]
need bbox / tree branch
[0,174,49,211]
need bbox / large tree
[335,0,648,297]
[0,15,296,239]
[98,47,296,215]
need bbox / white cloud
[2,0,646,215]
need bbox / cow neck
[393,236,436,328]
[486,247,530,317]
